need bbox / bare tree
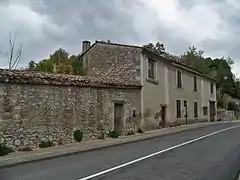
[8,33,23,69]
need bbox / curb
[0,121,238,168]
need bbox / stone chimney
[82,40,91,54]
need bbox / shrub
[0,143,14,156]
[39,140,54,148]
[137,127,144,133]
[18,146,33,152]
[73,130,84,142]
[127,130,135,135]
[107,130,120,138]
[97,131,105,139]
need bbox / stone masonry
[0,70,141,150]
[82,41,142,86]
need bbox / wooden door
[114,103,123,133]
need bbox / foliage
[18,146,33,152]
[27,48,85,75]
[143,42,166,55]
[127,130,135,135]
[0,143,14,156]
[97,131,105,139]
[228,102,240,112]
[73,130,84,142]
[137,127,144,133]
[71,55,84,75]
[38,140,54,148]
[107,130,120,138]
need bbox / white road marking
[78,124,240,180]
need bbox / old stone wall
[0,71,141,150]
[82,42,142,85]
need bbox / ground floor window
[176,100,181,118]
[194,102,198,118]
[203,106,208,116]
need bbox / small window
[210,83,213,94]
[176,100,181,118]
[177,70,182,88]
[194,102,198,118]
[193,76,197,92]
[184,100,187,107]
[203,106,208,116]
[133,110,136,118]
[148,59,155,79]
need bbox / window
[210,83,213,94]
[184,100,187,107]
[176,100,181,118]
[177,70,182,88]
[194,102,198,118]
[148,59,155,79]
[193,76,197,92]
[133,110,136,118]
[203,106,208,116]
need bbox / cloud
[0,0,240,75]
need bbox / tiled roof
[0,69,142,89]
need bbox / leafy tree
[143,42,166,54]
[71,55,84,75]
[27,48,85,75]
[28,60,36,69]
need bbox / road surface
[0,122,240,180]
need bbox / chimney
[82,40,91,54]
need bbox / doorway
[209,101,216,122]
[114,103,124,133]
[160,104,167,128]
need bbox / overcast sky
[1,0,240,75]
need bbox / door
[209,101,216,122]
[160,105,167,128]
[114,103,124,133]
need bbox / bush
[18,146,33,152]
[127,130,135,135]
[39,140,54,148]
[0,143,14,156]
[73,130,84,142]
[107,130,120,138]
[97,131,105,139]
[137,127,144,133]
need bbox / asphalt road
[0,122,240,180]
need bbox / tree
[28,60,36,69]
[8,33,23,69]
[71,55,84,75]
[27,48,85,75]
[143,42,166,55]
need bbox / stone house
[0,70,141,149]
[81,41,217,129]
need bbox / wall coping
[0,69,142,89]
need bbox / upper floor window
[210,83,213,94]
[177,70,182,88]
[148,59,155,79]
[193,76,197,92]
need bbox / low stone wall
[217,109,236,121]
[0,70,141,150]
